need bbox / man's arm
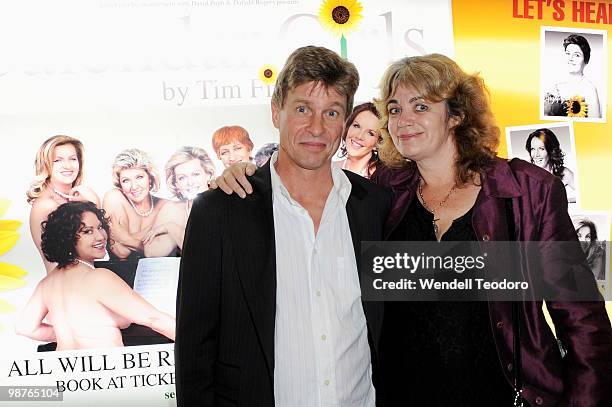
[175,192,224,407]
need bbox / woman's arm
[15,282,56,342]
[29,199,58,273]
[89,268,175,340]
[143,203,185,257]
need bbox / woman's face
[576,225,592,243]
[529,137,549,169]
[565,44,586,74]
[386,84,456,162]
[218,141,251,168]
[174,159,209,200]
[51,144,80,186]
[75,211,107,261]
[345,111,380,159]
[119,168,151,203]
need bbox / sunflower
[318,0,363,38]
[565,95,588,118]
[258,64,278,86]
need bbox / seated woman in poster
[103,148,168,260]
[143,146,215,257]
[27,135,100,273]
[525,128,576,203]
[16,202,175,350]
[544,34,601,118]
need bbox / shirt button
[535,396,543,405]
[496,321,503,329]
[321,335,327,341]
[482,234,490,241]
[324,379,330,386]
[316,290,321,297]
[507,363,513,372]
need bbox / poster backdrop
[452,0,611,302]
[0,1,454,405]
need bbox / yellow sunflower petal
[0,220,22,232]
[565,95,588,118]
[0,262,28,279]
[258,64,278,85]
[319,0,363,37]
[0,298,16,313]
[0,231,20,257]
[0,274,27,292]
[0,199,10,219]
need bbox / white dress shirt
[270,152,375,407]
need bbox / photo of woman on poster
[16,202,175,350]
[103,149,168,260]
[525,128,576,203]
[212,125,254,168]
[541,28,607,121]
[336,102,382,179]
[27,135,101,273]
[143,146,215,257]
[506,123,579,207]
[573,218,607,281]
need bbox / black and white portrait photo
[506,122,580,207]
[570,211,610,287]
[540,26,607,123]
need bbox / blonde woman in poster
[16,202,175,350]
[103,148,168,260]
[143,146,215,257]
[336,102,383,179]
[27,135,101,273]
[544,34,601,118]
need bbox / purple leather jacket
[372,157,612,407]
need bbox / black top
[380,197,515,407]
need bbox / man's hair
[272,46,359,115]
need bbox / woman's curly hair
[375,54,499,185]
[41,201,110,268]
[525,128,565,178]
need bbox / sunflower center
[332,6,350,24]
[263,69,273,79]
[570,100,581,114]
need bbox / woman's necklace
[127,194,154,217]
[76,258,95,269]
[418,177,458,238]
[342,159,368,177]
[53,188,73,200]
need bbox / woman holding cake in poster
[27,135,101,273]
[103,148,168,260]
[544,34,601,119]
[16,202,175,349]
[143,146,215,257]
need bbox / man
[175,46,392,406]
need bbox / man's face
[272,81,347,171]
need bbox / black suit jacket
[175,162,392,406]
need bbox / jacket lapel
[230,162,276,381]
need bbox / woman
[544,34,601,118]
[336,102,382,179]
[212,125,254,168]
[525,128,576,203]
[16,201,175,350]
[574,219,606,281]
[103,148,168,260]
[143,146,215,257]
[27,135,100,273]
[213,54,612,406]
